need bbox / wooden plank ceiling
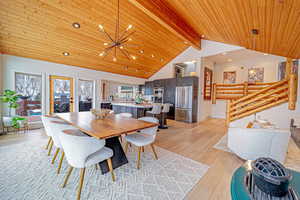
[159,0,300,59]
[0,0,190,78]
[1,0,300,79]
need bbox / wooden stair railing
[211,74,298,125]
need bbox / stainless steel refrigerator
[175,86,193,122]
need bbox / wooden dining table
[56,111,158,174]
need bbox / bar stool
[146,103,162,118]
[160,103,170,129]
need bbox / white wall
[148,40,243,122]
[149,40,244,81]
[2,55,146,115]
[197,58,215,121]
[212,54,286,119]
[213,54,285,84]
[211,54,300,129]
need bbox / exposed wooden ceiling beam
[128,0,201,50]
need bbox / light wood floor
[0,118,299,200]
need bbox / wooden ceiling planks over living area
[1,0,300,79]
[0,0,189,78]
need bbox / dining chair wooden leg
[107,158,115,182]
[142,146,144,152]
[150,144,158,160]
[137,147,142,169]
[51,148,60,164]
[47,140,53,156]
[125,142,129,154]
[57,151,65,174]
[77,168,86,200]
[62,166,74,188]
[45,137,52,150]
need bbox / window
[15,72,42,116]
[117,85,138,101]
[79,79,94,111]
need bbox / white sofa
[228,127,291,163]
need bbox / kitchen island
[112,103,153,119]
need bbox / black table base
[99,136,128,174]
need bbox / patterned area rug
[0,137,209,200]
[213,134,232,153]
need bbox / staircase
[212,74,298,125]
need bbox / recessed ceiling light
[227,58,232,62]
[251,29,259,35]
[222,52,227,55]
[184,41,188,44]
[72,22,80,29]
[126,24,133,31]
[201,35,205,38]
[151,54,155,58]
[139,50,144,54]
[113,57,117,62]
[263,53,268,55]
[128,38,132,41]
[63,52,70,56]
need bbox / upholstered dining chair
[124,117,159,169]
[59,129,115,200]
[41,115,63,155]
[49,120,83,174]
[119,112,133,118]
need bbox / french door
[49,75,74,113]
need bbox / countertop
[111,102,153,108]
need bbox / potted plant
[0,89,26,131]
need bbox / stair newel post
[243,82,248,96]
[226,100,231,126]
[212,83,217,104]
[288,73,297,110]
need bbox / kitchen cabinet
[144,81,153,95]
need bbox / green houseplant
[0,89,26,129]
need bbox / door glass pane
[53,79,71,113]
[79,80,93,112]
[15,73,42,116]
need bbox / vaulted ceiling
[0,0,189,78]
[1,0,300,79]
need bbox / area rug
[213,134,231,153]
[0,136,209,200]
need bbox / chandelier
[98,0,137,62]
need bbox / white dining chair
[49,120,82,174]
[41,115,64,155]
[119,113,133,118]
[59,130,115,200]
[124,117,159,169]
